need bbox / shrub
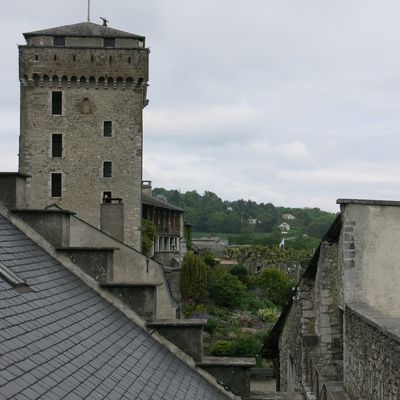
[256,307,279,323]
[209,340,235,357]
[233,333,261,357]
[229,264,249,283]
[141,219,157,256]
[209,334,261,357]
[204,318,218,333]
[180,252,208,304]
[181,303,207,318]
[203,252,217,268]
[240,292,265,313]
[256,268,293,307]
[208,271,246,308]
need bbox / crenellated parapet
[20,73,146,90]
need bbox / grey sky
[2,1,400,211]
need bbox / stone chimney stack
[142,181,152,196]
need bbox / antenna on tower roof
[100,17,109,27]
[87,0,91,22]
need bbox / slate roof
[23,22,145,40]
[142,193,185,212]
[0,214,228,400]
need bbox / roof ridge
[23,21,145,40]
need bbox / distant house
[282,213,296,220]
[279,222,291,232]
[248,218,260,225]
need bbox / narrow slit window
[52,134,62,157]
[103,121,112,137]
[54,55,57,61]
[103,162,112,178]
[103,191,112,203]
[52,91,62,115]
[104,38,115,48]
[51,173,62,197]
[54,36,65,47]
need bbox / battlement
[20,74,146,90]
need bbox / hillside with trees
[152,188,336,247]
[149,189,337,362]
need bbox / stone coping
[57,246,119,251]
[100,282,162,288]
[12,208,76,215]
[147,319,207,327]
[337,198,400,207]
[198,356,256,367]
[0,172,31,177]
[163,267,182,272]
[346,302,400,345]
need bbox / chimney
[142,180,152,196]
[101,197,124,242]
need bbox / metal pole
[87,0,91,22]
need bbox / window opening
[35,55,38,61]
[103,162,112,178]
[103,121,112,137]
[54,36,65,47]
[73,55,76,62]
[103,191,112,203]
[52,134,62,157]
[104,38,115,48]
[52,91,62,115]
[51,173,62,197]
[54,55,57,61]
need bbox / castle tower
[18,22,149,249]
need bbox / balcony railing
[304,353,335,400]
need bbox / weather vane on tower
[87,0,91,22]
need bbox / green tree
[141,219,157,256]
[208,270,246,308]
[256,268,294,307]
[180,252,208,304]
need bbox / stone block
[197,357,255,399]
[101,282,159,321]
[147,319,206,362]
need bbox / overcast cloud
[2,1,400,211]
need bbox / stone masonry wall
[279,303,301,391]
[314,241,343,380]
[279,278,315,392]
[344,303,400,400]
[18,42,149,249]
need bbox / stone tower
[18,22,149,249]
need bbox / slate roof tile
[0,214,229,399]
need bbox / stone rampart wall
[314,242,343,379]
[344,303,400,400]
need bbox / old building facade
[18,22,149,249]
